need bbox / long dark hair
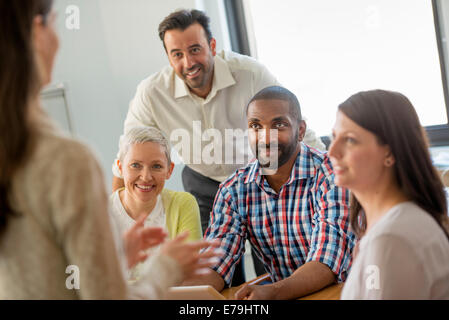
[0,0,53,232]
[338,90,449,239]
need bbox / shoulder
[358,203,449,272]
[34,128,102,177]
[163,189,196,205]
[162,189,195,202]
[221,159,258,190]
[370,202,448,247]
[218,50,269,74]
[24,121,108,218]
[302,143,335,181]
[299,145,348,203]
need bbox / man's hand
[235,284,278,300]
[237,261,336,300]
[124,214,166,269]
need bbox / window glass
[246,0,447,136]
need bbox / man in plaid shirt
[186,86,355,299]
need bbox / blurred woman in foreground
[0,0,217,299]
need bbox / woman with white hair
[111,126,203,281]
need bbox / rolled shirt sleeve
[306,169,355,282]
[204,186,247,287]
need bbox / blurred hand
[160,232,221,279]
[124,214,167,269]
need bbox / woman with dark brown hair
[329,89,449,299]
[0,0,217,299]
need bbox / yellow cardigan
[160,189,202,241]
[114,188,202,241]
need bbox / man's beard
[183,61,212,90]
[255,131,299,171]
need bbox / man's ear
[298,120,307,141]
[209,38,217,56]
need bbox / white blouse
[341,201,449,299]
[110,189,167,282]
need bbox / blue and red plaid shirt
[205,143,355,286]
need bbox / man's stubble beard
[257,129,300,170]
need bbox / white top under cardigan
[341,201,449,299]
[110,190,166,282]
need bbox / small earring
[385,159,392,166]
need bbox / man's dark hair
[158,9,213,50]
[246,86,302,123]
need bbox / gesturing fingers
[141,227,167,250]
[172,231,190,243]
[130,213,146,232]
[184,239,221,253]
[141,226,166,239]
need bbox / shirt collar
[174,71,189,99]
[173,53,236,100]
[244,143,318,186]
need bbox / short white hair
[118,126,172,164]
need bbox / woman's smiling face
[119,141,174,203]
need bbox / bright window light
[245,0,447,136]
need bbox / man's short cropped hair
[246,86,302,123]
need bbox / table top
[221,281,343,300]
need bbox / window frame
[225,0,449,146]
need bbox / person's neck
[190,69,214,99]
[353,175,409,234]
[190,85,211,99]
[263,145,301,194]
[119,189,157,221]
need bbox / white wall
[50,0,229,192]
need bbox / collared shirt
[113,50,325,182]
[205,143,356,286]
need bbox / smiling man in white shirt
[112,9,324,286]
